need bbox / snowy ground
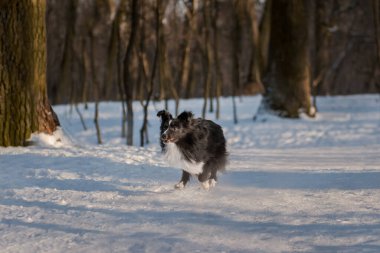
[1,95,380,253]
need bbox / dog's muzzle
[161,133,169,143]
[161,133,175,143]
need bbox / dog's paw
[209,178,217,188]
[200,179,217,190]
[174,181,185,189]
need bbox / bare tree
[244,0,264,94]
[314,0,379,95]
[372,0,380,91]
[178,0,194,99]
[258,0,271,78]
[211,0,223,119]
[123,0,139,146]
[157,0,180,115]
[202,0,214,118]
[140,1,159,147]
[0,0,59,146]
[231,0,242,124]
[263,0,314,118]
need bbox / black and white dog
[157,110,227,189]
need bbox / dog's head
[158,111,194,144]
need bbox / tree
[123,0,139,146]
[0,0,59,147]
[244,0,264,94]
[263,0,315,118]
[313,0,380,95]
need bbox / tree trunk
[212,0,223,119]
[202,0,214,118]
[231,1,241,124]
[264,0,314,118]
[140,0,159,147]
[372,0,380,91]
[314,1,334,95]
[258,0,272,78]
[245,0,264,94]
[0,0,59,147]
[123,0,138,146]
[157,0,179,115]
[178,2,194,99]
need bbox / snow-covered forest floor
[1,95,380,253]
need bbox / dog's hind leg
[175,170,191,189]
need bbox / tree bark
[157,0,179,115]
[264,0,314,118]
[245,0,264,94]
[140,0,159,147]
[258,0,272,78]
[202,0,214,118]
[123,0,138,146]
[0,0,59,147]
[372,0,380,91]
[231,0,241,124]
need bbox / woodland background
[46,0,380,105]
[1,0,379,147]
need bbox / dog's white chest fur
[164,143,204,175]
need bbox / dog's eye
[170,123,178,130]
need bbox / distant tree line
[1,0,379,147]
[46,0,379,104]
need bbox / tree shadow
[223,170,380,190]
[1,196,380,252]
[0,152,178,194]
[1,152,380,252]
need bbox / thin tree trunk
[314,1,333,96]
[114,0,127,138]
[178,2,193,99]
[245,0,264,94]
[140,0,159,147]
[202,0,214,118]
[258,0,272,79]
[374,0,380,63]
[231,1,241,124]
[75,103,87,130]
[90,34,102,144]
[80,39,89,110]
[123,0,138,146]
[60,0,78,109]
[184,0,199,99]
[157,0,179,115]
[212,0,222,119]
[373,0,380,92]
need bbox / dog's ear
[157,110,173,121]
[177,111,194,123]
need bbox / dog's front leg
[198,168,217,190]
[175,170,191,189]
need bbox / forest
[1,0,380,146]
[1,1,380,252]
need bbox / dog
[157,110,227,190]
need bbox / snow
[1,95,380,253]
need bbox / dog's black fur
[157,110,227,189]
